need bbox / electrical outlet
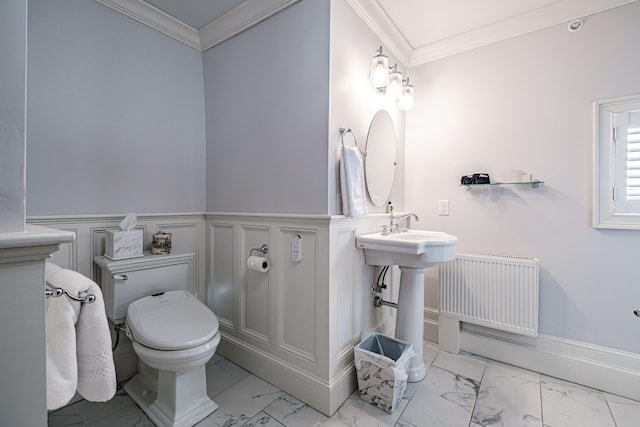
[438,200,449,216]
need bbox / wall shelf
[461,180,544,189]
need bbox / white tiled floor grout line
[539,375,545,427]
[465,362,486,427]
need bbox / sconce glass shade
[386,67,403,101]
[368,46,416,109]
[370,50,389,91]
[399,80,414,110]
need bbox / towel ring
[339,127,366,157]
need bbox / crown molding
[409,0,639,66]
[199,0,300,51]
[344,0,412,67]
[348,0,639,68]
[95,0,300,52]
[95,0,201,49]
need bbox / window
[594,95,640,229]
[611,105,640,213]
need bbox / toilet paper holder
[250,244,269,257]
[247,244,270,273]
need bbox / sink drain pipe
[374,295,398,309]
[372,265,398,310]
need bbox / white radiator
[439,252,539,336]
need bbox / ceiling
[143,0,248,30]
[96,0,637,66]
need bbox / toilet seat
[126,290,219,351]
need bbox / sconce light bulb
[399,80,414,111]
[370,46,390,91]
[370,57,389,90]
[371,64,388,88]
[387,67,403,101]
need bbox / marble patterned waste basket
[354,333,414,413]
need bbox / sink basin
[357,229,458,268]
[357,229,458,382]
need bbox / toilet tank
[94,252,195,324]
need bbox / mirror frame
[593,94,640,229]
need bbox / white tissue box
[104,229,143,260]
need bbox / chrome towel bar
[45,281,95,304]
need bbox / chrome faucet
[385,212,419,234]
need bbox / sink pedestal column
[395,266,427,382]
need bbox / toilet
[95,252,219,427]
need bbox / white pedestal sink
[357,229,458,382]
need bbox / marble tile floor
[48,341,640,427]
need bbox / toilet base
[125,366,218,427]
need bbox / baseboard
[217,333,356,417]
[459,323,640,401]
[424,307,439,343]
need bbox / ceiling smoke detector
[568,19,584,32]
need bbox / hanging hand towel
[340,144,369,218]
[45,263,117,409]
[75,279,116,403]
[44,263,80,410]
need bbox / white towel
[45,263,79,409]
[45,263,116,410]
[340,144,369,218]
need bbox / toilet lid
[126,290,219,350]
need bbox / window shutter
[626,111,640,200]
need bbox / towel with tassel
[340,144,369,218]
[45,263,116,410]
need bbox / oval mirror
[365,110,396,206]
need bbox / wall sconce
[370,46,389,90]
[399,78,414,110]
[369,46,414,110]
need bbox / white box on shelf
[104,229,143,260]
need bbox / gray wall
[203,0,330,215]
[0,0,27,232]
[406,2,640,354]
[24,0,640,358]
[26,0,206,216]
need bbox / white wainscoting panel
[48,227,78,271]
[336,228,357,360]
[278,227,318,363]
[156,220,204,299]
[208,222,235,328]
[240,225,271,343]
[28,213,206,382]
[29,213,204,292]
[205,213,392,416]
[28,213,640,411]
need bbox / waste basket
[354,333,414,413]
